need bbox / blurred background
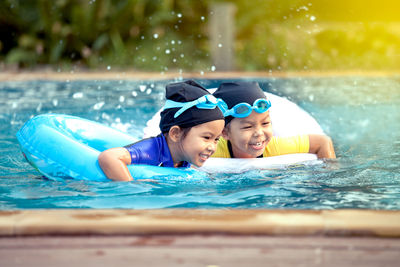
[1,0,400,73]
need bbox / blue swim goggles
[163,94,228,118]
[224,98,271,118]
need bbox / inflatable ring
[16,114,199,181]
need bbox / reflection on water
[0,77,399,209]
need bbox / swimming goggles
[224,98,271,118]
[163,94,228,118]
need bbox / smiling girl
[99,80,226,181]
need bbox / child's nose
[207,142,216,152]
[253,127,263,137]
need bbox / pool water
[1,77,399,209]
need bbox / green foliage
[0,0,209,70]
[1,0,400,71]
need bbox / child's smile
[223,111,273,158]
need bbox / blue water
[1,76,399,209]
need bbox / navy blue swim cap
[159,80,225,133]
[213,81,266,124]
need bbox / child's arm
[308,134,336,159]
[98,147,133,181]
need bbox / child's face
[223,110,273,158]
[179,119,225,167]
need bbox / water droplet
[107,66,111,70]
[101,113,110,120]
[165,49,171,54]
[153,56,157,61]
[52,99,58,106]
[218,43,223,48]
[73,92,83,99]
[171,40,175,45]
[201,16,205,21]
[200,71,204,75]
[153,33,159,39]
[310,16,316,21]
[36,102,43,112]
[173,58,177,62]
[93,102,105,110]
[139,85,146,92]
[180,54,184,58]
[132,91,138,97]
[177,13,182,18]
[146,89,152,95]
[211,66,216,72]
[119,96,125,102]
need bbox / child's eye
[263,122,270,126]
[203,136,211,140]
[241,126,252,130]
[214,137,220,142]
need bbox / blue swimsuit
[124,134,190,168]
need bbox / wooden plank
[0,235,399,267]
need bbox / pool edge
[0,209,399,237]
[1,70,400,82]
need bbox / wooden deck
[1,209,400,266]
[1,235,399,267]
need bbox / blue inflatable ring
[16,114,199,181]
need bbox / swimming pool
[1,75,399,209]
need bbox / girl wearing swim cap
[212,81,336,159]
[99,80,226,181]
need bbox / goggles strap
[163,95,226,118]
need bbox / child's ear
[168,126,183,142]
[221,127,230,140]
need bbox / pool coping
[1,70,400,81]
[1,209,399,237]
